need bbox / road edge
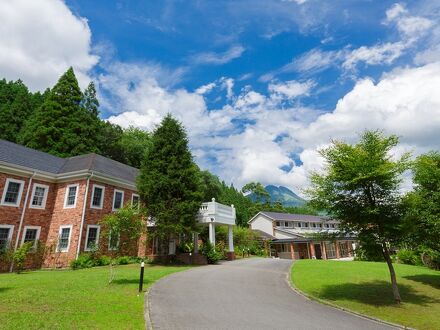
[286,262,413,330]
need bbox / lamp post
[139,261,145,293]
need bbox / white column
[209,222,215,245]
[228,225,234,252]
[193,233,199,254]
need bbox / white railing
[198,198,236,226]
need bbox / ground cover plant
[0,264,190,329]
[292,260,440,330]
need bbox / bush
[70,253,94,270]
[200,242,222,264]
[420,248,440,270]
[13,242,33,273]
[96,255,111,266]
[397,249,421,265]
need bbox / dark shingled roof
[0,139,138,184]
[259,211,337,223]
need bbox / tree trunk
[382,242,401,304]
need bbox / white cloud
[385,3,433,38]
[195,82,216,95]
[268,80,314,99]
[0,0,98,91]
[191,45,245,65]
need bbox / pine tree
[81,82,100,117]
[18,68,101,157]
[137,115,203,240]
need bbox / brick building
[0,139,140,270]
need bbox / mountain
[248,185,307,207]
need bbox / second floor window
[91,185,104,209]
[113,190,124,211]
[1,179,24,206]
[30,184,49,209]
[64,185,78,208]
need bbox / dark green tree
[18,68,101,157]
[81,82,100,117]
[199,170,223,202]
[118,127,151,168]
[137,115,203,243]
[307,130,410,303]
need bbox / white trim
[57,225,73,252]
[0,224,14,249]
[21,225,41,250]
[29,183,49,209]
[1,178,25,207]
[112,189,124,211]
[90,184,105,209]
[63,184,79,209]
[131,193,140,207]
[84,225,100,251]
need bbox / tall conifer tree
[137,115,203,241]
[18,68,100,157]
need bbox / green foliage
[200,241,222,264]
[396,249,421,266]
[117,126,151,168]
[353,239,384,262]
[70,253,95,270]
[18,68,101,157]
[138,114,203,239]
[242,182,271,204]
[199,170,223,202]
[100,206,144,256]
[81,82,99,117]
[404,152,440,257]
[13,242,33,273]
[70,253,139,269]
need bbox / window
[64,184,78,208]
[90,185,105,209]
[112,190,124,211]
[275,221,281,227]
[57,226,72,252]
[131,194,140,208]
[21,226,41,250]
[1,178,24,207]
[85,225,100,251]
[0,225,14,251]
[30,184,49,209]
[108,231,119,251]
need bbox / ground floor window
[22,226,41,250]
[325,242,336,259]
[108,231,120,251]
[57,226,72,252]
[0,225,14,251]
[85,225,100,251]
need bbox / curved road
[147,258,397,330]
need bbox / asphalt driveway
[147,258,398,330]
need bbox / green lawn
[0,264,190,329]
[292,260,440,330]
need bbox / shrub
[13,242,33,273]
[70,253,94,270]
[200,242,222,264]
[115,256,130,265]
[397,249,421,265]
[96,255,111,266]
[420,248,440,270]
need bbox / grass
[0,264,190,329]
[291,260,440,330]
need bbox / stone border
[286,262,414,330]
[144,286,153,330]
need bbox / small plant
[397,249,421,265]
[70,253,94,270]
[13,242,33,273]
[200,241,222,264]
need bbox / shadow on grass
[318,280,439,306]
[112,278,155,286]
[0,287,11,293]
[403,274,440,289]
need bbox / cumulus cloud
[268,80,314,99]
[0,0,98,91]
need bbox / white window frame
[85,225,100,251]
[108,231,120,251]
[21,225,41,250]
[131,193,140,207]
[1,178,25,207]
[56,225,73,252]
[29,183,49,209]
[90,184,105,209]
[63,184,79,209]
[112,189,124,211]
[0,224,14,249]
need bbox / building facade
[249,211,357,260]
[0,140,140,270]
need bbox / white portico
[197,198,236,259]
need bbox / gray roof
[0,139,139,184]
[259,211,337,223]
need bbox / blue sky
[2,0,440,193]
